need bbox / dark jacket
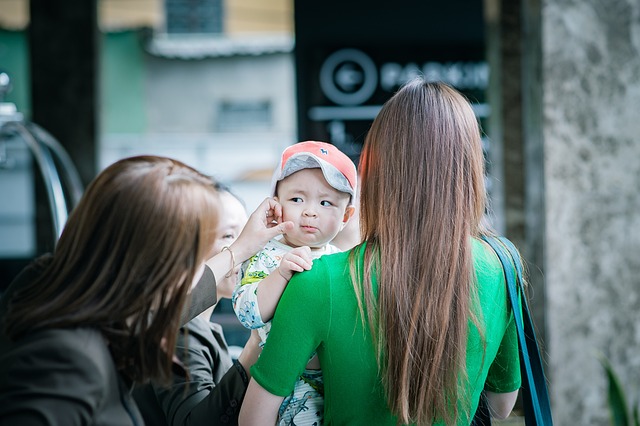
[0,256,144,426]
[0,255,230,426]
[133,317,249,425]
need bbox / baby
[232,141,357,425]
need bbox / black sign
[294,0,487,165]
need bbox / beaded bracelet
[221,246,236,278]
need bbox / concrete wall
[543,0,640,423]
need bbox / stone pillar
[485,0,549,366]
[521,0,547,372]
[541,0,640,424]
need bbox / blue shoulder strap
[480,235,554,426]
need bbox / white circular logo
[319,49,378,106]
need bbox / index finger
[264,198,283,224]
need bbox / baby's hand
[277,246,313,281]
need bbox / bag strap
[480,235,553,426]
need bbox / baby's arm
[233,246,312,329]
[256,246,312,323]
[233,269,268,330]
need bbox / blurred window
[165,0,223,34]
[217,100,272,132]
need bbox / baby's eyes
[288,197,335,207]
[222,233,235,240]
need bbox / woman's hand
[206,198,293,280]
[230,198,294,263]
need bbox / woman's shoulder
[472,237,505,281]
[27,326,107,347]
[0,327,138,425]
[285,247,350,286]
[286,247,355,301]
[1,254,53,308]
[4,327,115,383]
[310,247,353,275]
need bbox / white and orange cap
[270,141,357,200]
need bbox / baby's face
[275,168,354,250]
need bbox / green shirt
[251,239,521,425]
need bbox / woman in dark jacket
[133,185,262,426]
[0,155,291,425]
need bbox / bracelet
[221,246,236,278]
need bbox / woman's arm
[148,329,262,426]
[183,198,295,324]
[486,390,519,419]
[238,379,284,426]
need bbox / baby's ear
[342,205,356,224]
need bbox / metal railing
[0,71,84,245]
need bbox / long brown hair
[354,80,487,424]
[3,156,219,385]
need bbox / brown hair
[4,156,220,385]
[353,80,487,424]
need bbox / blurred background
[1,0,639,424]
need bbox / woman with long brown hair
[0,155,292,425]
[239,80,521,425]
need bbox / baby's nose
[303,208,317,217]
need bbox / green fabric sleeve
[251,258,329,396]
[471,237,522,395]
[484,313,522,392]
